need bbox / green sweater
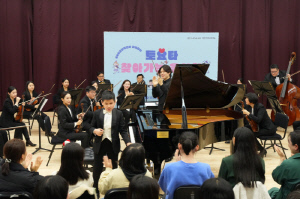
[218,154,265,187]
[271,153,300,199]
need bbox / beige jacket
[99,167,152,195]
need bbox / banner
[104,32,219,101]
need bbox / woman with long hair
[218,127,265,187]
[98,143,152,195]
[23,81,49,133]
[158,131,214,199]
[56,91,89,148]
[127,174,159,199]
[54,78,72,104]
[117,80,135,130]
[0,86,36,146]
[0,139,43,193]
[56,142,93,192]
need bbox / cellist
[241,93,276,157]
[264,64,291,90]
[0,86,36,146]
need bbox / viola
[25,91,44,111]
[15,95,25,122]
[240,101,258,132]
[75,103,84,133]
[271,52,300,126]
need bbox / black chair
[173,185,201,199]
[83,148,94,172]
[258,112,289,159]
[104,188,128,199]
[52,95,59,126]
[46,134,65,166]
[0,192,33,199]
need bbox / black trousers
[0,130,8,157]
[246,125,277,150]
[12,122,30,141]
[23,111,47,131]
[58,131,89,148]
[93,138,118,191]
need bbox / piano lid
[164,64,246,109]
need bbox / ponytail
[2,139,26,176]
[179,132,198,155]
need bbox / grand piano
[136,64,246,171]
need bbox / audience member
[0,139,43,193]
[127,174,159,199]
[269,130,300,199]
[158,131,214,199]
[33,175,69,199]
[218,127,265,187]
[199,178,234,199]
[286,190,300,199]
[55,143,93,192]
[98,143,152,195]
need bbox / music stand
[248,80,284,114]
[132,84,147,106]
[32,98,52,154]
[69,89,83,107]
[119,94,145,110]
[98,83,113,92]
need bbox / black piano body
[136,64,246,165]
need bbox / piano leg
[204,143,225,155]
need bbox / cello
[271,52,300,126]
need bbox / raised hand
[30,156,43,172]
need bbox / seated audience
[55,143,93,192]
[158,131,214,199]
[33,175,69,199]
[199,178,234,199]
[98,143,152,195]
[269,130,300,199]
[0,139,43,194]
[287,190,300,199]
[127,174,159,199]
[218,127,265,187]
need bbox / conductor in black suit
[90,91,131,190]
[264,64,291,90]
[97,71,111,84]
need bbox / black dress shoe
[45,132,55,137]
[26,140,37,147]
[259,149,267,158]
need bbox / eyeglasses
[271,70,278,74]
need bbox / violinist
[97,71,111,84]
[54,78,72,104]
[0,86,36,146]
[241,93,276,157]
[117,80,135,130]
[76,86,99,132]
[152,65,172,111]
[57,91,89,148]
[91,81,102,102]
[131,74,146,106]
[264,64,291,89]
[23,81,50,134]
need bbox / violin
[15,95,25,122]
[25,91,44,111]
[75,103,84,133]
[93,89,103,111]
[240,101,258,132]
[271,52,300,126]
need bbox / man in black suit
[264,64,291,89]
[97,71,111,84]
[131,74,147,106]
[76,86,100,132]
[90,91,131,190]
[241,92,277,157]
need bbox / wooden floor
[8,111,289,190]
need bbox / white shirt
[275,76,280,85]
[102,110,112,142]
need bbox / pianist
[152,65,172,111]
